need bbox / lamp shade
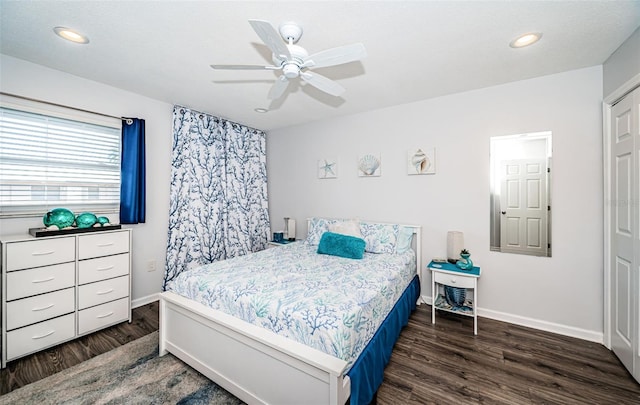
[447,231,464,261]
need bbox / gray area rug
[0,331,244,405]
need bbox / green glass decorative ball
[97,216,110,226]
[43,208,75,228]
[75,212,98,228]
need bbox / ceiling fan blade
[268,75,290,100]
[211,64,279,70]
[300,71,345,97]
[303,43,367,68]
[248,19,291,62]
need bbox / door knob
[501,211,506,215]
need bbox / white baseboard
[419,295,603,344]
[132,293,160,309]
[479,307,603,344]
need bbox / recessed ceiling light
[53,27,89,44]
[254,108,268,113]
[509,32,542,48]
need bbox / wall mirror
[490,131,552,257]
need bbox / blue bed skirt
[346,275,420,405]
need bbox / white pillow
[305,217,343,245]
[305,217,332,245]
[395,226,414,254]
[329,219,363,239]
[360,222,400,254]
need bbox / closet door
[635,88,640,380]
[610,87,640,380]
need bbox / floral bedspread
[166,242,416,371]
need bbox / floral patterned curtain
[163,106,269,290]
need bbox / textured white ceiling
[1,1,639,131]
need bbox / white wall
[603,26,640,98]
[267,66,604,341]
[0,55,172,305]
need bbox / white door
[610,88,639,377]
[499,159,548,256]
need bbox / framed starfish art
[318,157,338,179]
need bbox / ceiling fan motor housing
[278,44,308,78]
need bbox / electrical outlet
[147,260,157,272]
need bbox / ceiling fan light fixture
[53,26,89,44]
[510,32,542,48]
[282,63,300,79]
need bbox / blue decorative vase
[43,208,75,228]
[97,216,110,226]
[456,253,473,270]
[444,286,466,307]
[75,212,98,228]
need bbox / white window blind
[0,107,121,217]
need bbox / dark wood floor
[378,306,640,404]
[2,301,639,404]
[0,301,158,395]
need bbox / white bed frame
[159,222,421,405]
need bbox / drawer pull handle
[32,330,55,340]
[32,250,55,256]
[97,265,115,271]
[97,242,115,247]
[450,279,456,284]
[32,277,55,284]
[97,288,114,295]
[97,311,114,319]
[32,303,55,312]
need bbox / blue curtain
[163,106,269,290]
[120,118,146,224]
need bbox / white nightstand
[427,261,481,335]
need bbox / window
[0,107,121,217]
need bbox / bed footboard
[159,291,350,405]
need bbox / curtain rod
[0,91,128,122]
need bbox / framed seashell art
[408,147,436,175]
[358,153,381,177]
[318,157,338,179]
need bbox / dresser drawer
[434,271,477,289]
[6,262,75,301]
[5,237,75,271]
[78,231,129,260]
[6,287,75,330]
[78,276,129,310]
[6,313,75,361]
[78,297,129,335]
[78,253,129,285]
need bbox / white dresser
[1,229,131,368]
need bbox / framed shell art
[318,157,338,179]
[408,148,436,175]
[358,153,381,177]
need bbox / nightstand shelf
[427,261,481,335]
[433,294,474,316]
[267,240,297,249]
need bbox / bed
[159,218,422,405]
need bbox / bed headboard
[305,218,422,275]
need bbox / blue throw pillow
[317,232,366,259]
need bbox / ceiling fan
[211,20,366,100]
